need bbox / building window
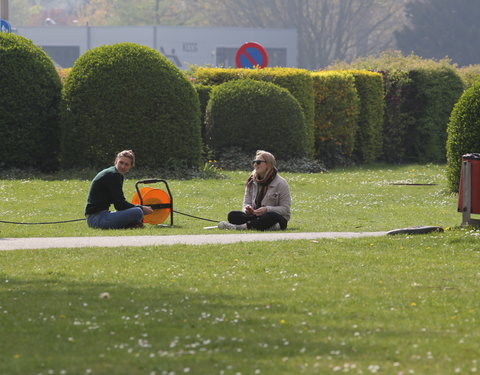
[40,46,80,68]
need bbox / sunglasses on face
[252,160,266,165]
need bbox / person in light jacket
[218,150,291,231]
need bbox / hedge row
[2,36,468,176]
[194,67,315,157]
[377,68,464,164]
[311,71,359,166]
[328,52,465,164]
[194,62,464,166]
[194,68,385,167]
[344,70,384,163]
[406,68,464,163]
[458,65,480,90]
[380,70,413,163]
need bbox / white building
[14,25,297,69]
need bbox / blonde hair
[115,149,135,167]
[253,150,276,177]
[256,150,276,167]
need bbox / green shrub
[194,67,315,157]
[56,67,72,83]
[0,33,61,171]
[311,71,360,167]
[380,70,415,163]
[406,67,464,163]
[342,70,384,163]
[327,50,454,72]
[205,79,306,159]
[329,51,464,163]
[214,147,327,173]
[61,42,202,170]
[446,84,480,192]
[458,64,480,90]
[193,84,212,142]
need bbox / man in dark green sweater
[85,150,153,229]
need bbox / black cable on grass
[0,210,220,225]
[0,218,86,225]
[173,210,219,223]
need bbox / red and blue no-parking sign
[0,19,11,33]
[235,42,268,69]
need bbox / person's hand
[253,207,267,216]
[245,205,254,214]
[142,205,154,215]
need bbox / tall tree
[78,0,160,25]
[10,0,40,25]
[179,0,407,69]
[396,0,480,66]
[76,0,113,25]
[11,0,82,26]
[11,0,181,26]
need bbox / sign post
[235,42,268,69]
[1,0,8,21]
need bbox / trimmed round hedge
[0,33,61,171]
[446,84,480,192]
[195,67,315,157]
[205,79,306,159]
[61,42,201,169]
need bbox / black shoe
[128,221,145,229]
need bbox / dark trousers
[227,211,288,231]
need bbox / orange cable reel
[132,187,171,224]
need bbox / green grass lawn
[0,164,462,237]
[1,233,480,374]
[1,164,479,374]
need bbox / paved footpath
[0,231,388,251]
